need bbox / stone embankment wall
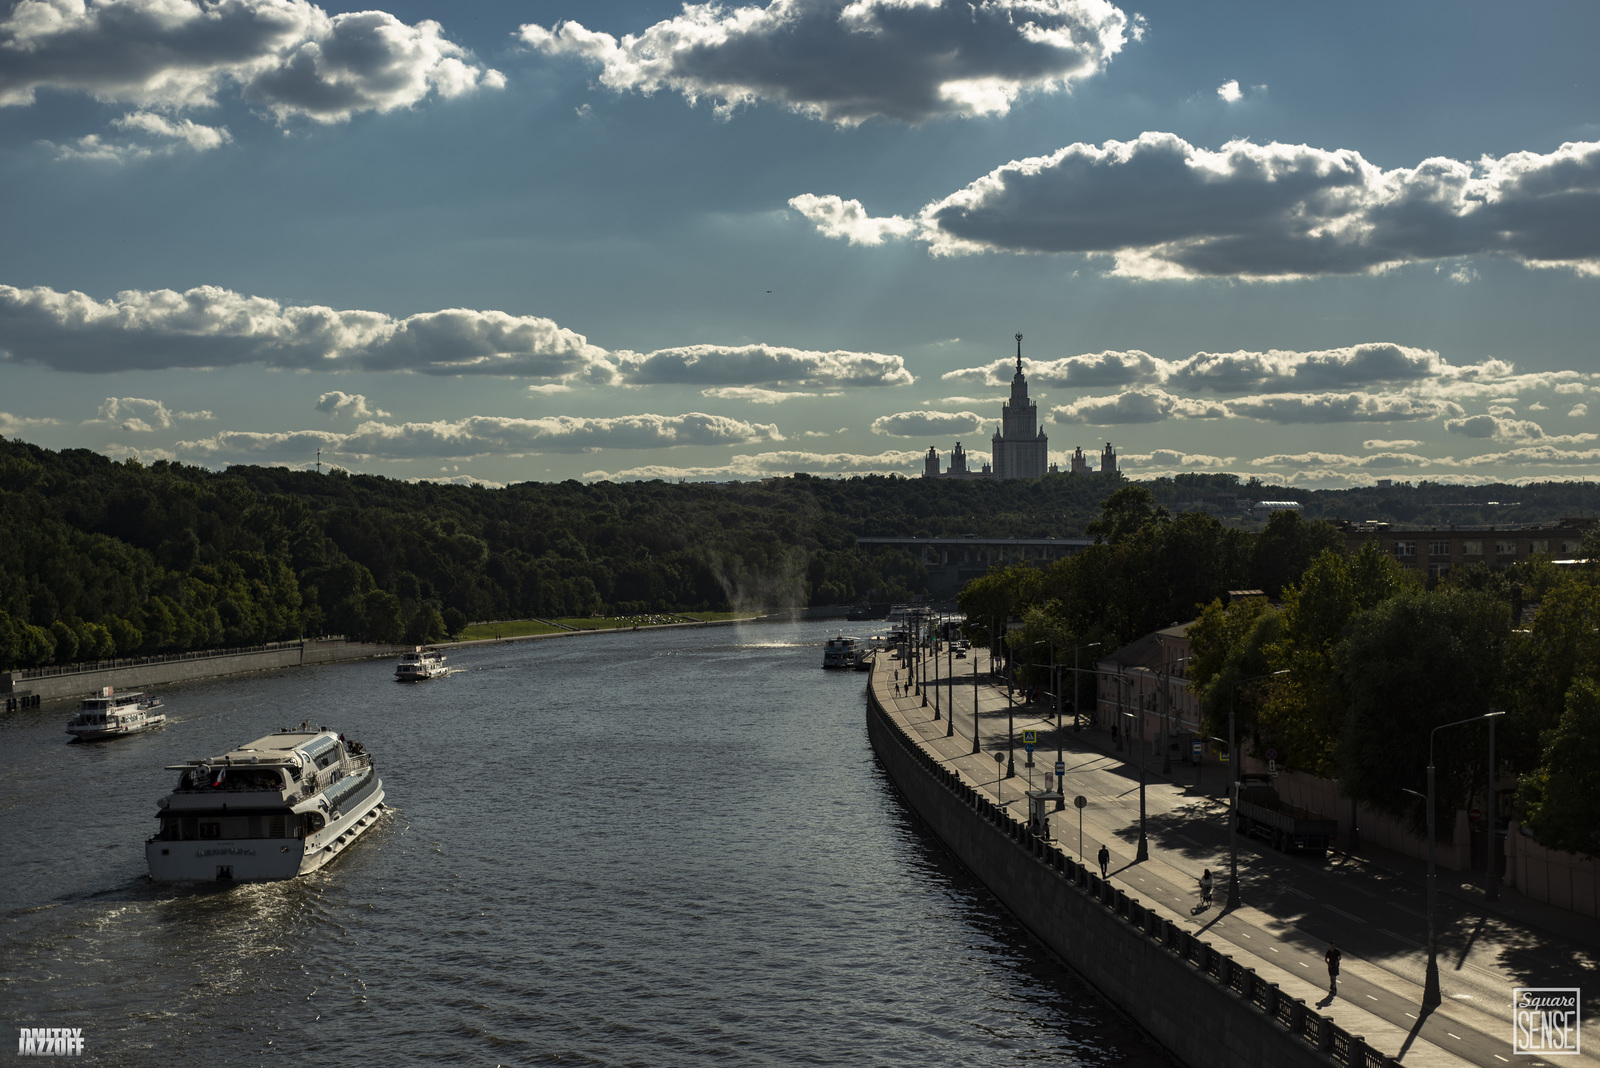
[866,689,1396,1068]
[3,638,414,702]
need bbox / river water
[2,619,1169,1066]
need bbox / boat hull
[146,781,386,882]
[67,715,166,740]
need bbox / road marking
[1379,928,1424,950]
[1285,887,1313,899]
[1298,961,1309,969]
[1404,1013,1416,1020]
[1178,834,1202,846]
[1494,1056,1509,1063]
[1270,947,1279,953]
[1393,904,1426,919]
[1366,995,1378,1002]
[1239,932,1250,938]
[1325,904,1365,923]
[1447,1033,1462,1041]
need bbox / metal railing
[10,635,361,681]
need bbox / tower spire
[1015,332,1023,375]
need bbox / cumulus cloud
[1571,403,1590,417]
[1052,389,1228,424]
[1224,392,1458,424]
[1,411,60,435]
[315,391,388,419]
[408,474,505,489]
[1216,80,1241,103]
[94,396,212,430]
[1444,413,1596,444]
[944,349,1164,388]
[612,343,913,388]
[1458,446,1600,467]
[521,0,1136,126]
[869,409,985,437]
[1363,438,1421,449]
[0,0,503,133]
[787,194,918,245]
[176,412,783,463]
[700,386,817,403]
[1119,449,1234,469]
[0,284,912,389]
[1251,451,1434,471]
[794,132,1600,278]
[585,449,927,481]
[47,111,234,161]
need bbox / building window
[1563,541,1579,554]
[1496,540,1517,555]
[1429,540,1451,556]
[1429,563,1451,579]
[1394,541,1416,557]
[1532,540,1549,554]
[1462,540,1483,556]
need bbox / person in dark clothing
[1325,942,1341,995]
[1097,845,1110,879]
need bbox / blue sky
[1,0,1597,487]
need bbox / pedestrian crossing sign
[1022,730,1037,744]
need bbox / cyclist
[1199,869,1214,907]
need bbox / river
[1,619,1170,1066]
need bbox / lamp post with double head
[1409,710,1506,1007]
[1226,669,1288,910]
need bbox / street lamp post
[932,612,940,720]
[1410,710,1506,1007]
[1227,670,1288,911]
[970,631,981,755]
[1006,676,1016,779]
[945,620,955,738]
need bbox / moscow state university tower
[991,333,1049,479]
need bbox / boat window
[181,817,198,840]
[268,815,286,838]
[221,817,249,839]
[304,813,325,834]
[199,821,221,839]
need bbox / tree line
[960,486,1600,859]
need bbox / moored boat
[146,725,385,882]
[65,688,165,741]
[395,646,446,681]
[823,634,861,669]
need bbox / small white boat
[147,725,385,882]
[65,687,165,741]
[823,634,861,669]
[395,646,446,681]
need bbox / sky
[1,0,1597,489]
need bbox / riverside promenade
[872,647,1598,1068]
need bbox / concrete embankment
[4,638,414,703]
[866,676,1393,1068]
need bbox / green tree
[1516,679,1600,856]
[1250,510,1344,598]
[1336,587,1511,834]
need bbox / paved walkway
[876,648,1599,1068]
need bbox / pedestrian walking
[1097,844,1110,880]
[1325,942,1341,995]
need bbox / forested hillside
[3,434,1598,672]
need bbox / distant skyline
[2,0,1597,487]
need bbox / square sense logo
[1513,988,1581,1056]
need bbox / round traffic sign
[1266,748,1278,760]
[1074,795,1087,809]
[1469,807,1483,823]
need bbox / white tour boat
[395,646,446,681]
[822,634,862,669]
[146,725,386,882]
[65,687,165,741]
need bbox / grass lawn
[455,619,566,640]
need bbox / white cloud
[1362,438,1421,449]
[94,396,213,430]
[788,194,918,245]
[1,411,60,435]
[612,343,913,387]
[700,386,817,404]
[0,284,912,389]
[585,449,927,481]
[0,0,503,132]
[1528,402,1549,411]
[1051,389,1228,424]
[522,0,1135,126]
[944,349,1164,388]
[1555,382,1588,394]
[1458,446,1600,467]
[407,474,506,489]
[1444,413,1596,444]
[1225,392,1458,424]
[1216,79,1241,103]
[47,111,234,161]
[869,409,985,437]
[315,391,388,419]
[796,133,1600,278]
[1119,449,1234,469]
[176,412,784,463]
[1571,403,1590,417]
[1250,451,1435,470]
